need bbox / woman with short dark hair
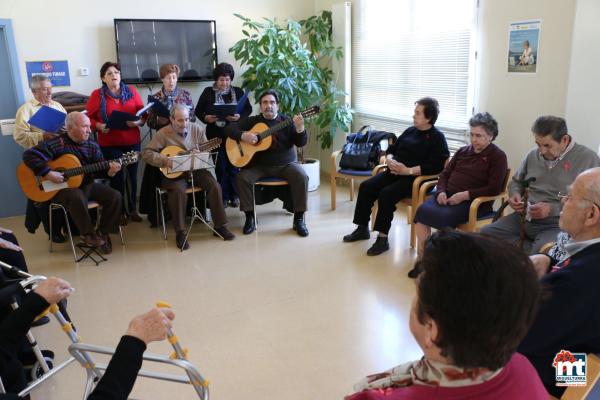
[146,63,195,130]
[343,97,449,256]
[195,62,252,208]
[346,231,547,400]
[412,112,508,264]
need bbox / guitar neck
[258,118,293,140]
[62,160,111,179]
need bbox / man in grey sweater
[481,115,600,254]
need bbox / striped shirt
[22,134,105,185]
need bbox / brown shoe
[214,226,235,241]
[81,233,105,248]
[129,212,143,223]
[98,233,112,254]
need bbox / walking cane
[493,176,536,250]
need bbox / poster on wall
[25,60,71,86]
[507,20,541,74]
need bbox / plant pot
[300,158,320,192]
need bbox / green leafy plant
[229,11,353,153]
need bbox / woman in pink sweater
[346,231,548,400]
[87,61,145,222]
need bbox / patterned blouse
[146,87,195,130]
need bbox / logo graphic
[553,350,586,387]
[42,62,53,72]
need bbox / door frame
[0,19,25,109]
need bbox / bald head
[577,167,600,206]
[65,112,91,143]
[559,167,600,241]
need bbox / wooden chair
[415,168,512,234]
[330,136,396,210]
[330,150,376,210]
[370,164,445,248]
[561,353,600,399]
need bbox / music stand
[168,151,222,251]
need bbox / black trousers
[353,172,414,234]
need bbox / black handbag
[339,126,375,170]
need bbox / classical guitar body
[17,151,138,202]
[17,154,84,202]
[159,145,188,179]
[159,138,222,179]
[225,122,273,168]
[225,105,320,168]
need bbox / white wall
[0,0,315,104]
[565,0,600,155]
[477,0,576,170]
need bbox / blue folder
[106,111,139,130]
[235,90,250,114]
[210,103,237,120]
[28,106,66,133]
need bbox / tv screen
[114,19,217,84]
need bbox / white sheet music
[169,152,214,173]
[42,180,69,192]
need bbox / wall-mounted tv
[114,19,218,84]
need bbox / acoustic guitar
[159,137,222,179]
[225,105,320,168]
[17,151,139,203]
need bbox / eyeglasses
[558,191,600,209]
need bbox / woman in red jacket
[86,61,145,222]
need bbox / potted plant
[229,11,353,190]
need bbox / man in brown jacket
[142,105,234,250]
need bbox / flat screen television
[114,19,218,84]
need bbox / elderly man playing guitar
[142,104,234,250]
[226,89,312,237]
[21,112,123,253]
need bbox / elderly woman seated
[412,112,508,265]
[346,231,547,400]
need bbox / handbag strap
[352,125,372,144]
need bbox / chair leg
[253,184,258,231]
[350,179,355,201]
[50,204,78,261]
[370,202,377,231]
[119,226,125,245]
[330,175,337,210]
[156,189,167,240]
[49,204,54,253]
[59,205,77,262]
[410,221,417,248]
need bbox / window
[352,0,477,151]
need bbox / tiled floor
[1,181,422,399]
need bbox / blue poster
[25,60,71,87]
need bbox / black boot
[343,225,370,242]
[367,236,390,256]
[243,212,256,235]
